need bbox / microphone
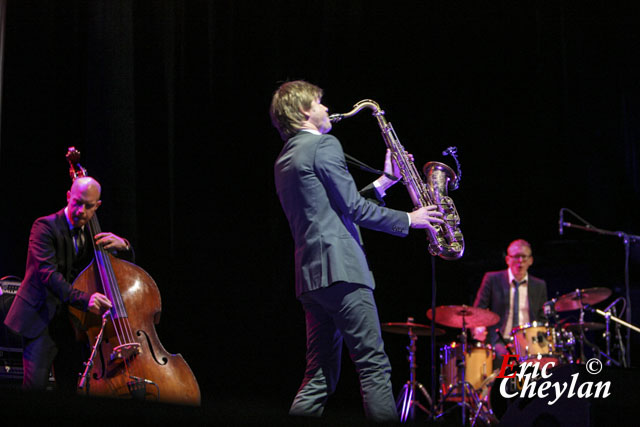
[130,375,155,385]
[559,208,564,236]
[442,146,457,156]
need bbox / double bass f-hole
[65,147,201,405]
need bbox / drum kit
[381,286,622,425]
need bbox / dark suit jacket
[275,131,410,297]
[4,209,132,339]
[473,269,548,347]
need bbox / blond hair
[270,80,323,141]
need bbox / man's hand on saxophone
[375,148,411,192]
[409,205,444,230]
[371,148,444,231]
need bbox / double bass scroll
[66,147,201,405]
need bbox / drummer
[472,239,549,370]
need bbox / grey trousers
[290,283,398,423]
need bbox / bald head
[66,177,102,228]
[70,177,101,196]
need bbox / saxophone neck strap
[343,152,399,181]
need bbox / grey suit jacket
[275,131,410,298]
[473,269,548,346]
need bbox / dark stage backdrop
[0,0,639,410]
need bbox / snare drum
[510,321,560,367]
[440,341,494,397]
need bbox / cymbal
[554,287,612,312]
[381,321,445,336]
[563,322,605,332]
[426,305,500,328]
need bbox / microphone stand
[559,208,640,367]
[613,307,628,366]
[430,255,437,422]
[602,298,625,365]
[78,311,109,394]
[583,303,640,368]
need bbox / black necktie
[512,279,527,327]
[512,280,519,328]
[72,228,84,254]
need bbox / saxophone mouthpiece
[329,114,343,123]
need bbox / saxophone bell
[422,161,464,260]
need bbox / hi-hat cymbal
[554,287,612,312]
[381,321,445,336]
[426,305,500,328]
[563,322,605,332]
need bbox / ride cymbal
[554,287,612,312]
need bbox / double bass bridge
[110,343,142,363]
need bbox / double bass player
[4,176,133,392]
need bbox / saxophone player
[270,80,443,422]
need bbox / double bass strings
[89,215,140,378]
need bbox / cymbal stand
[435,316,485,426]
[396,325,433,422]
[460,316,468,425]
[574,292,619,366]
[586,299,638,368]
[604,297,627,366]
[545,299,574,363]
[604,307,612,365]
[576,289,587,363]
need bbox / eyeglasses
[508,254,531,261]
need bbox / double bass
[66,147,201,405]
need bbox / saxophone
[329,99,464,260]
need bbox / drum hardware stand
[604,309,611,365]
[435,317,487,426]
[586,300,640,368]
[573,290,607,364]
[545,299,575,363]
[611,307,627,366]
[577,290,587,363]
[601,297,626,366]
[559,207,640,366]
[395,322,433,422]
[427,306,499,426]
[575,322,620,367]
